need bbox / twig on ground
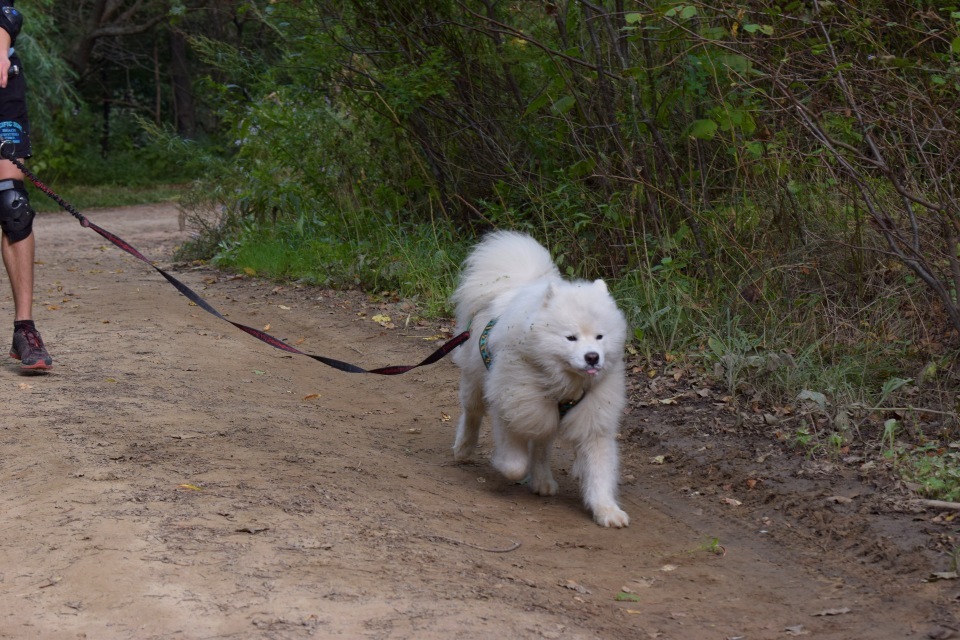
[914,499,960,512]
[422,534,521,553]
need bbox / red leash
[4,145,469,374]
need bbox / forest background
[17,0,960,500]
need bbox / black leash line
[3,147,469,374]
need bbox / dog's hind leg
[528,437,558,496]
[453,373,485,461]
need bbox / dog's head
[533,279,627,378]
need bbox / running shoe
[10,324,53,370]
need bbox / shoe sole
[9,351,53,370]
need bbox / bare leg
[1,229,34,321]
[0,158,32,321]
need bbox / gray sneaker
[10,324,53,370]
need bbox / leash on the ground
[2,145,470,374]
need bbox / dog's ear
[542,282,555,307]
[593,279,608,293]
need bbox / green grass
[28,182,186,214]
[901,442,960,502]
[204,214,465,317]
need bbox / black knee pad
[0,179,34,243]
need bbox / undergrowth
[174,177,960,503]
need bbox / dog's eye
[596,335,603,340]
[566,335,577,342]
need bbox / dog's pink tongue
[586,367,599,376]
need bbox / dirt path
[0,204,957,639]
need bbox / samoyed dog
[451,231,629,528]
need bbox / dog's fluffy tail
[452,231,559,327]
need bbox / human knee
[0,179,34,243]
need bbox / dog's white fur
[451,231,629,527]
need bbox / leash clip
[0,139,15,161]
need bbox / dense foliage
[182,2,960,352]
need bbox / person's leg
[1,159,51,370]
[1,220,33,321]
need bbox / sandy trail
[0,204,955,639]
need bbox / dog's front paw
[593,505,629,528]
[529,474,559,496]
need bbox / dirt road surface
[1,204,957,639]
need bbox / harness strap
[479,317,497,370]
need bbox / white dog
[451,231,629,528]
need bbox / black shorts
[0,53,31,159]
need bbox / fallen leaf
[236,525,269,534]
[371,314,395,328]
[721,497,743,506]
[262,324,271,331]
[279,305,291,310]
[812,607,851,617]
[440,412,451,422]
[18,383,32,390]
[177,484,203,491]
[926,571,959,581]
[650,455,666,465]
[302,393,321,401]
[784,625,808,636]
[561,579,591,594]
[243,267,257,276]
[38,576,62,589]
[615,591,641,602]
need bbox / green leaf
[523,93,551,117]
[615,591,641,602]
[688,118,718,140]
[568,157,597,179]
[744,23,773,36]
[953,36,960,55]
[708,336,725,357]
[551,95,576,115]
[625,12,643,24]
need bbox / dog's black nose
[585,352,600,366]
